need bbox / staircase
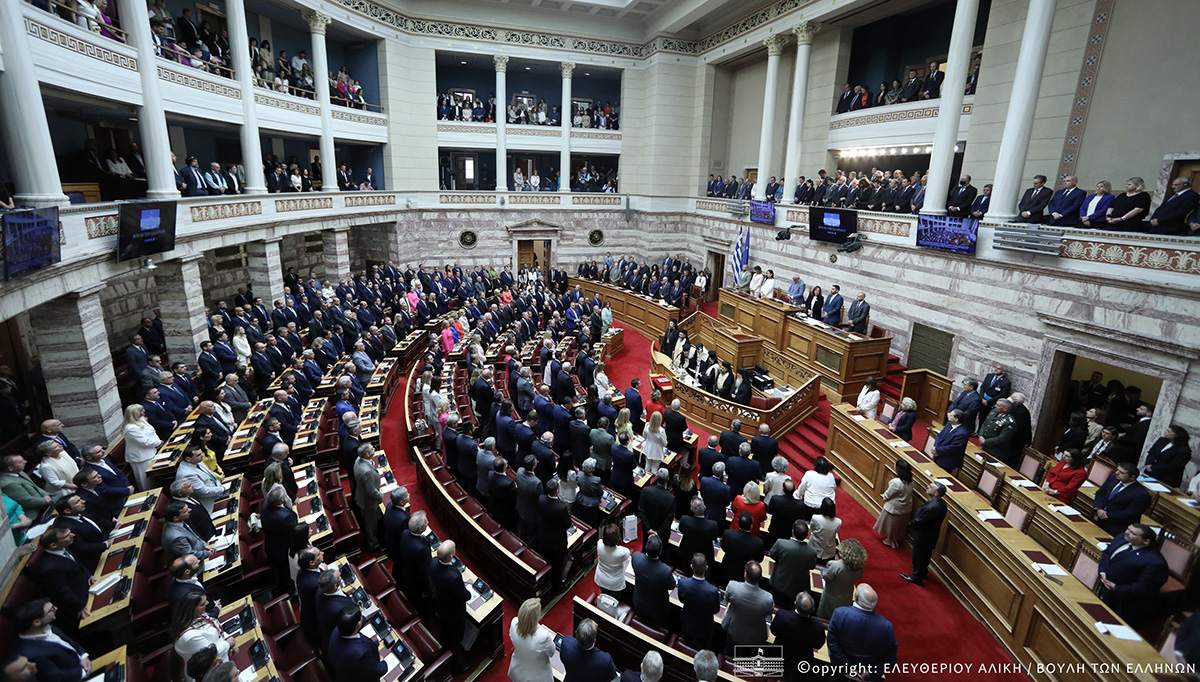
[881,353,906,403]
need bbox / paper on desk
[936,478,955,487]
[851,415,867,421]
[238,667,257,682]
[204,557,226,571]
[974,453,984,462]
[1081,481,1096,488]
[384,653,402,670]
[90,573,122,594]
[890,441,910,449]
[295,478,314,489]
[381,483,399,495]
[109,525,135,540]
[212,535,235,550]
[1143,481,1172,493]
[1050,505,1081,516]
[124,495,151,508]
[1033,563,1068,577]
[985,460,1004,467]
[360,624,376,639]
[977,510,1003,521]
[1095,622,1141,641]
[1011,479,1038,488]
[25,520,53,541]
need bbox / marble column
[494,55,509,192]
[226,0,265,193]
[0,0,66,206]
[246,239,285,304]
[783,23,819,199]
[304,10,338,192]
[559,62,573,193]
[116,0,178,200]
[29,285,123,444]
[988,0,1058,221]
[922,0,980,215]
[322,228,352,282]
[753,35,788,201]
[156,255,209,366]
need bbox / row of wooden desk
[825,403,1181,681]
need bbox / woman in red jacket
[731,481,767,535]
[1042,449,1088,504]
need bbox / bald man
[430,541,471,672]
[826,585,897,682]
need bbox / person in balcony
[472,99,484,120]
[899,69,921,102]
[884,79,902,105]
[298,65,315,99]
[1080,181,1115,228]
[1046,175,1086,227]
[965,56,981,95]
[255,41,274,82]
[854,178,874,210]
[1105,177,1151,231]
[105,149,135,179]
[92,2,123,43]
[872,82,887,107]
[276,51,293,94]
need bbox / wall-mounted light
[145,258,156,270]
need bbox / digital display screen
[917,214,979,254]
[117,201,177,262]
[808,207,857,244]
[749,200,775,225]
[2,207,60,280]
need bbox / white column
[227,0,265,194]
[988,0,1057,221]
[0,0,66,206]
[304,10,338,192]
[495,55,509,192]
[783,23,819,200]
[922,0,980,215]
[559,62,573,193]
[116,0,178,200]
[753,35,788,201]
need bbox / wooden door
[517,240,536,271]
[1034,351,1076,453]
[1172,161,1200,190]
[707,250,725,298]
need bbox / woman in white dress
[122,404,161,490]
[171,593,234,682]
[796,456,837,518]
[856,377,881,420]
[508,598,556,682]
[289,167,303,192]
[809,496,843,562]
[594,522,631,601]
[594,361,614,394]
[641,411,667,473]
[231,326,252,366]
[757,269,777,300]
[213,388,237,430]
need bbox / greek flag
[732,225,750,282]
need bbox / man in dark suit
[170,479,216,541]
[537,478,573,591]
[946,174,978,215]
[624,380,644,433]
[676,554,720,648]
[1016,174,1053,222]
[679,497,720,572]
[968,183,992,219]
[749,424,779,478]
[921,61,943,99]
[530,432,557,486]
[1044,175,1086,227]
[725,444,760,502]
[769,518,816,607]
[638,469,675,540]
[36,420,80,465]
[631,534,675,628]
[899,69,922,102]
[767,479,807,545]
[475,369,498,436]
[663,400,688,453]
[697,436,724,479]
[81,445,132,513]
[1009,392,1034,453]
[398,512,433,615]
[1098,523,1169,627]
[699,462,732,528]
[559,618,616,682]
[568,409,592,468]
[262,486,299,589]
[430,542,472,673]
[835,84,855,114]
[948,378,982,430]
[720,512,764,586]
[826,585,897,682]
[1092,463,1153,536]
[314,570,356,654]
[902,483,948,586]
[337,164,355,191]
[771,591,826,682]
[1115,403,1153,465]
[180,156,206,197]
[846,292,870,334]
[50,496,108,571]
[1148,177,1199,235]
[295,546,324,649]
[31,529,92,625]
[383,488,411,583]
[515,456,542,544]
[977,363,1013,432]
[168,554,219,616]
[487,457,518,531]
[327,606,387,682]
[719,419,746,459]
[15,599,91,681]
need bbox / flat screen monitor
[117,201,177,262]
[2,208,61,280]
[749,200,775,225]
[917,214,978,254]
[808,207,857,244]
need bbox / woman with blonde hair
[614,408,635,444]
[732,480,767,535]
[232,325,251,365]
[262,461,293,509]
[642,411,667,473]
[594,361,614,394]
[123,403,161,490]
[816,538,867,620]
[508,597,555,681]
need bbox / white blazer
[123,421,162,464]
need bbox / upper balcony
[826,96,974,152]
[436,121,621,155]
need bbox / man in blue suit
[140,387,176,440]
[700,462,732,525]
[167,554,219,617]
[947,378,982,429]
[296,547,325,651]
[1046,175,1086,227]
[932,410,969,472]
[430,541,472,673]
[559,618,616,682]
[822,285,843,326]
[314,570,356,659]
[15,599,91,680]
[327,606,388,682]
[1098,523,1169,627]
[124,335,150,377]
[676,554,720,648]
[826,585,897,682]
[31,529,92,626]
[724,444,760,503]
[624,379,645,433]
[1092,463,1153,536]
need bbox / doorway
[1171,160,1200,190]
[1033,350,1163,453]
[705,250,725,302]
[451,152,480,190]
[517,240,551,271]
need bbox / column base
[14,192,69,208]
[496,186,509,193]
[242,186,268,195]
[558,187,570,193]
[988,213,1018,223]
[146,189,183,201]
[921,209,948,217]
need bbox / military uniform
[980,409,1017,467]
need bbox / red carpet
[378,315,1027,681]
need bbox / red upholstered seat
[748,396,782,410]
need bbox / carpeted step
[888,354,901,364]
[886,363,906,374]
[791,426,826,452]
[880,385,903,402]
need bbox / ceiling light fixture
[461,61,467,65]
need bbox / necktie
[1113,482,1125,497]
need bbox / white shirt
[123,421,162,463]
[594,542,631,591]
[856,387,881,420]
[796,470,838,508]
[1085,194,1105,218]
[37,455,80,498]
[507,620,556,682]
[757,277,776,299]
[176,616,230,681]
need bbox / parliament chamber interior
[0,0,1198,680]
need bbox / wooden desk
[718,289,891,402]
[824,404,1181,682]
[568,277,681,341]
[325,557,429,682]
